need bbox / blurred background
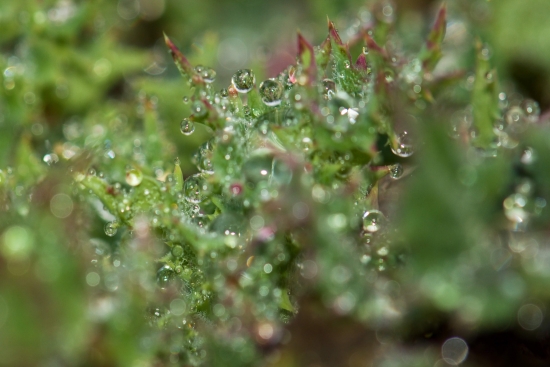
[2,0,550,366]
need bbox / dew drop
[157,265,174,289]
[172,245,184,258]
[505,106,525,125]
[503,193,528,225]
[259,79,283,107]
[104,221,118,237]
[125,168,143,186]
[183,173,211,203]
[322,78,336,100]
[388,163,403,179]
[180,118,195,135]
[191,100,208,120]
[521,147,535,165]
[521,99,540,123]
[231,69,255,93]
[201,67,216,83]
[391,131,414,157]
[362,210,385,233]
[43,153,59,166]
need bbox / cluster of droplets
[493,98,541,149]
[503,178,546,233]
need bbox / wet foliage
[2,1,550,366]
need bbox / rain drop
[259,79,283,107]
[231,69,255,93]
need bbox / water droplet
[104,221,118,237]
[183,174,212,203]
[43,153,59,166]
[172,245,184,257]
[125,168,143,186]
[503,193,529,226]
[505,106,525,124]
[201,67,216,83]
[521,99,540,123]
[182,96,189,104]
[384,69,395,83]
[259,79,283,107]
[504,105,531,135]
[157,265,174,289]
[521,147,535,165]
[388,163,403,179]
[191,100,208,120]
[362,210,385,232]
[391,131,414,157]
[322,78,336,99]
[180,118,195,135]
[362,46,369,55]
[231,69,255,93]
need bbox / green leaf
[472,39,500,148]
[297,32,316,85]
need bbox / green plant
[2,1,550,366]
